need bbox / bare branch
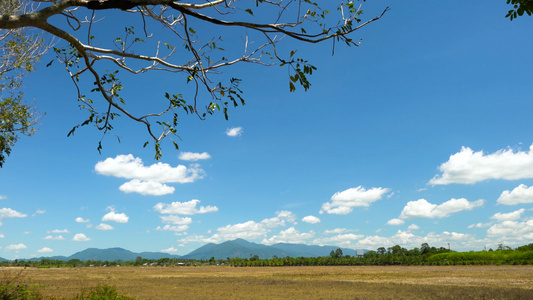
[0,0,388,160]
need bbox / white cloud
[119,179,175,196]
[155,225,189,232]
[161,246,178,253]
[177,234,219,244]
[179,152,211,161]
[33,209,46,216]
[43,235,64,240]
[160,215,192,225]
[102,207,129,223]
[48,229,70,234]
[313,233,364,247]
[225,127,243,137]
[260,211,297,228]
[487,220,533,242]
[154,199,218,215]
[262,227,315,245]
[5,244,27,251]
[468,222,492,229]
[430,144,533,185]
[37,247,53,253]
[356,231,475,250]
[497,184,533,205]
[181,211,296,244]
[214,221,268,241]
[0,208,27,225]
[407,224,420,231]
[320,186,391,215]
[357,235,392,247]
[95,154,205,195]
[399,198,484,219]
[387,218,405,226]
[96,223,114,230]
[323,228,350,235]
[95,154,204,183]
[0,233,4,238]
[490,209,525,222]
[72,233,91,241]
[75,217,90,223]
[302,215,321,224]
[0,195,6,200]
[390,230,416,245]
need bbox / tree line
[228,243,533,267]
[3,243,533,268]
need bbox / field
[6,265,533,299]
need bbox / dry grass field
[5,265,533,299]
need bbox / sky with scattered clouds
[1,1,533,259]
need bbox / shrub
[0,269,43,300]
[71,284,136,300]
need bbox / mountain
[69,247,180,261]
[181,239,356,260]
[17,240,361,262]
[182,239,297,260]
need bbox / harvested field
[5,265,533,299]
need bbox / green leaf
[245,8,254,16]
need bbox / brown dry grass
[5,265,533,299]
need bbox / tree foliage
[506,0,533,20]
[0,0,48,167]
[0,0,389,160]
[0,96,38,166]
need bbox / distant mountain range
[29,247,181,262]
[183,239,356,260]
[20,239,359,262]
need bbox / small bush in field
[0,269,43,300]
[71,284,136,300]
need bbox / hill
[18,240,359,261]
[68,247,181,261]
[181,239,356,260]
[182,239,297,260]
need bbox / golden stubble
[5,265,533,299]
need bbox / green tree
[0,0,49,167]
[250,254,260,261]
[335,248,343,258]
[67,258,82,267]
[0,0,388,159]
[421,243,430,255]
[390,245,404,255]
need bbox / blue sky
[1,1,533,259]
